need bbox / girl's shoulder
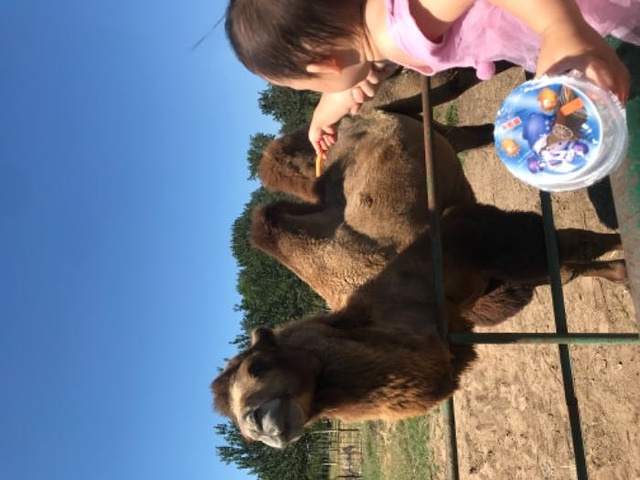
[384,0,539,77]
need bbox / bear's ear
[251,327,278,350]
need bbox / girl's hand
[349,62,400,114]
[536,21,630,103]
[309,122,337,159]
[308,62,399,155]
[308,90,354,157]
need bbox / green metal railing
[448,332,640,345]
[610,39,640,328]
[421,78,461,480]
[420,40,640,479]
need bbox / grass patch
[433,101,468,167]
[361,422,385,480]
[458,151,469,167]
[444,103,459,126]
[360,417,439,480]
[433,101,460,127]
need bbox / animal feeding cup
[494,73,628,192]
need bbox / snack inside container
[494,73,628,192]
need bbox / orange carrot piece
[560,97,584,116]
[315,151,323,177]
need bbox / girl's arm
[489,0,629,102]
[309,62,400,156]
[417,0,629,102]
[308,91,355,157]
[489,0,581,35]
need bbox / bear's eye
[248,358,271,378]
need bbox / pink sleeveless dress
[385,0,640,79]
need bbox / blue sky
[0,1,279,479]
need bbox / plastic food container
[494,73,628,192]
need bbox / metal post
[608,39,640,326]
[448,332,640,344]
[421,76,460,480]
[419,58,639,478]
[540,191,588,480]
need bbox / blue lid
[494,75,627,191]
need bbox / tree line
[215,85,332,479]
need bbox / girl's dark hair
[226,0,363,79]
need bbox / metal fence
[310,421,363,479]
[420,56,640,480]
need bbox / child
[226,0,640,156]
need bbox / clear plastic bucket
[494,73,628,192]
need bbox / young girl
[226,0,639,156]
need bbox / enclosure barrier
[310,422,363,479]
[420,42,640,480]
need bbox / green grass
[434,101,468,167]
[434,102,460,127]
[458,151,469,167]
[444,103,459,126]
[361,422,385,480]
[360,417,439,480]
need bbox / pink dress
[385,0,640,79]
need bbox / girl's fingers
[368,62,398,83]
[617,66,630,104]
[323,135,335,147]
[586,66,614,95]
[309,135,320,154]
[539,54,630,105]
[310,124,338,157]
[320,131,336,153]
[351,79,377,106]
[359,81,376,98]
[366,70,381,84]
[351,87,365,104]
[585,59,629,105]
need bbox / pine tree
[215,83,327,478]
[258,85,320,133]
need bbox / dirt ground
[415,68,640,480]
